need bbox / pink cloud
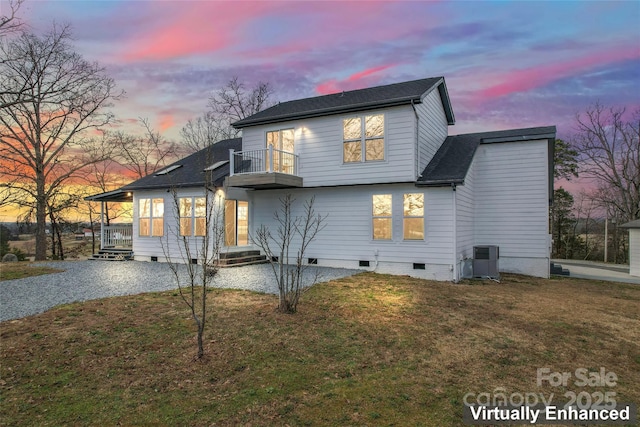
[118,2,279,62]
[158,114,175,133]
[480,43,639,98]
[316,64,397,95]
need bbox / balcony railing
[230,147,299,176]
[102,224,133,249]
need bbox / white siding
[132,187,251,263]
[629,229,640,277]
[455,157,476,277]
[248,184,455,280]
[415,88,450,174]
[241,105,417,186]
[472,140,550,278]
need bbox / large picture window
[179,197,206,236]
[403,193,424,240]
[343,114,384,163]
[372,194,392,240]
[139,198,164,237]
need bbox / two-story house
[87,77,555,281]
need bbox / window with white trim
[343,114,384,163]
[179,197,206,237]
[139,198,164,237]
[372,194,392,240]
[403,193,424,240]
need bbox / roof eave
[481,131,556,144]
[415,178,465,187]
[232,97,423,129]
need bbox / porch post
[229,149,235,176]
[268,145,273,173]
[100,201,105,250]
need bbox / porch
[227,147,303,189]
[84,189,134,252]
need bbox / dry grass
[1,273,638,426]
[0,262,64,281]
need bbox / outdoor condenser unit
[473,245,499,278]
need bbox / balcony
[227,147,303,189]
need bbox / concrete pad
[552,259,640,285]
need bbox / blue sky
[6,0,640,142]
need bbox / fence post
[229,149,235,176]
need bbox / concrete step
[550,263,570,276]
[219,250,261,260]
[89,250,133,261]
[218,254,268,267]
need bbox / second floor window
[343,114,385,163]
[139,198,164,237]
[179,197,206,237]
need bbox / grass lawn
[1,272,638,426]
[0,262,64,281]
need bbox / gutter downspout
[410,100,419,179]
[452,183,458,282]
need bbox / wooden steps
[217,250,268,268]
[89,248,133,261]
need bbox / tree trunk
[35,191,47,260]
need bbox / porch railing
[229,147,298,176]
[102,224,133,249]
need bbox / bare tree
[181,77,272,153]
[180,111,219,153]
[0,25,120,260]
[111,118,179,179]
[162,183,225,359]
[573,104,640,222]
[0,0,24,37]
[253,195,327,313]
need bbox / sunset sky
[1,0,639,221]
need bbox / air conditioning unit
[473,245,499,278]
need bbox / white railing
[102,224,133,248]
[229,147,298,176]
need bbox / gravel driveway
[0,261,359,322]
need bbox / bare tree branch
[0,0,25,37]
[572,103,640,222]
[180,77,273,153]
[110,118,179,179]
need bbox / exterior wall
[415,88,450,175]
[472,139,551,278]
[132,187,251,263]
[455,156,476,278]
[248,183,456,280]
[241,105,418,186]
[629,229,640,277]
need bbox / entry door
[224,200,249,246]
[266,129,295,174]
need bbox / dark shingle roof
[121,138,241,190]
[232,77,455,128]
[621,219,640,229]
[417,126,556,186]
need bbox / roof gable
[417,126,556,187]
[232,77,455,128]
